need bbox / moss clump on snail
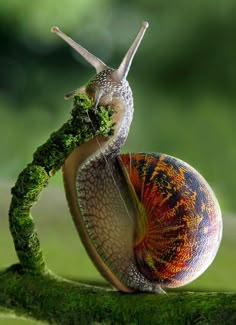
[9,93,115,273]
[33,93,115,174]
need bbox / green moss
[33,93,114,174]
[8,93,114,274]
[0,266,235,324]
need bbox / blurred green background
[0,0,236,323]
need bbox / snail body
[51,23,222,293]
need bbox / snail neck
[84,68,134,162]
[63,68,134,181]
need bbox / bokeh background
[0,0,236,323]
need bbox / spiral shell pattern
[119,153,222,288]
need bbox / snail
[51,22,222,293]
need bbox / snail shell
[119,153,222,288]
[52,23,222,293]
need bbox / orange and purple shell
[119,153,222,288]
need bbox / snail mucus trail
[51,22,222,294]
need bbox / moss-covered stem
[0,265,235,324]
[8,93,114,274]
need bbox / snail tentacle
[51,26,108,73]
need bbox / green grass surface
[0,315,45,325]
[1,180,235,323]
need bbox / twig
[8,93,114,273]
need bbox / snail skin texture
[51,22,222,293]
